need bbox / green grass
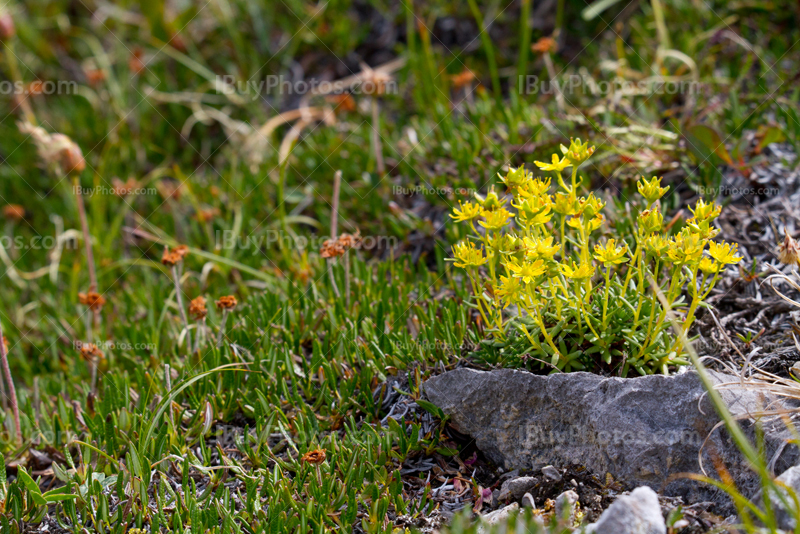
[0,0,799,531]
[0,256,477,533]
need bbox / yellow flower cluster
[448,140,742,375]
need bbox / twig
[165,363,174,426]
[73,176,100,330]
[216,309,230,348]
[370,97,385,175]
[328,171,342,298]
[171,264,192,350]
[0,323,21,444]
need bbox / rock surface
[555,490,579,522]
[423,368,799,508]
[541,465,562,482]
[477,502,518,534]
[587,487,666,534]
[757,465,800,530]
[498,476,537,501]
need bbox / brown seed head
[51,134,85,175]
[531,36,556,54]
[189,296,207,320]
[336,231,362,250]
[3,204,25,221]
[173,245,190,260]
[0,12,15,41]
[78,291,106,311]
[778,229,800,267]
[320,238,345,258]
[451,69,476,90]
[301,449,326,465]
[325,93,357,113]
[161,246,185,266]
[361,68,392,96]
[216,295,237,310]
[85,68,105,87]
[79,342,104,361]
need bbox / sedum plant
[449,139,742,376]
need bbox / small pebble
[555,490,579,521]
[521,492,536,509]
[542,465,562,482]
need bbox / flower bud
[0,12,15,42]
[778,230,800,267]
[52,134,85,174]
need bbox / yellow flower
[553,192,579,216]
[684,216,720,239]
[523,236,561,260]
[666,230,705,265]
[507,258,547,284]
[475,188,504,211]
[637,176,669,204]
[513,195,552,227]
[708,241,742,265]
[587,214,604,232]
[560,138,595,164]
[516,176,551,198]
[570,213,604,232]
[450,201,481,222]
[638,208,663,235]
[644,235,669,259]
[594,239,629,265]
[498,166,532,190]
[479,208,513,231]
[688,199,721,222]
[559,261,596,280]
[698,257,721,275]
[534,153,571,172]
[577,194,606,218]
[451,241,488,268]
[495,275,522,307]
[490,233,524,257]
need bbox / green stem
[651,0,671,50]
[466,0,501,104]
[516,0,532,95]
[602,266,611,329]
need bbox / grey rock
[477,502,518,534]
[541,465,562,482]
[757,465,800,529]
[498,476,537,501]
[555,490,579,522]
[588,487,665,534]
[423,368,799,510]
[521,493,536,509]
